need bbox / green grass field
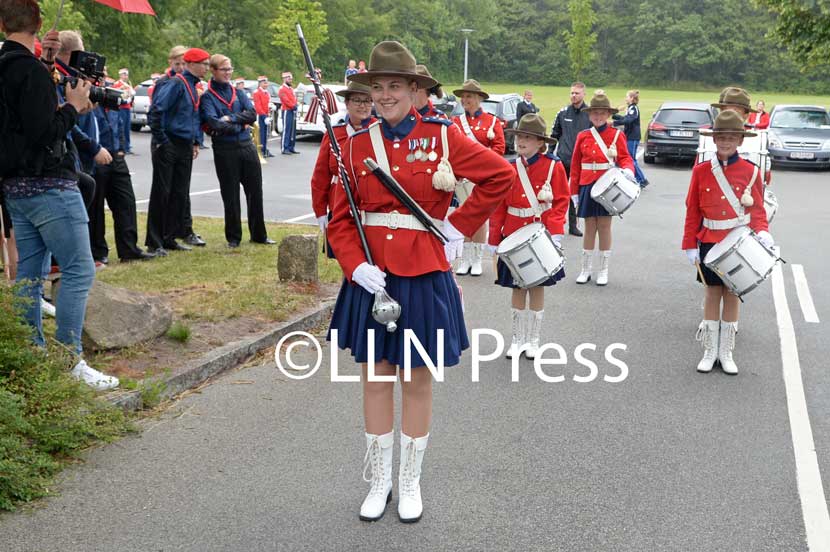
[451,83,830,139]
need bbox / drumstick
[695,261,708,288]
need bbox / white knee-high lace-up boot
[524,310,544,359]
[718,321,739,375]
[576,249,593,284]
[695,320,719,373]
[505,307,525,359]
[456,243,472,275]
[596,250,611,286]
[359,431,394,521]
[398,432,429,523]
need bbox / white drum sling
[496,222,565,288]
[703,226,780,297]
[763,188,778,223]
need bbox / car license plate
[670,130,694,138]
[790,151,815,160]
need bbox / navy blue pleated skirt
[697,242,724,286]
[577,183,612,218]
[327,270,469,367]
[322,212,336,259]
[495,257,565,289]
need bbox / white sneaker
[70,359,120,391]
[41,298,56,318]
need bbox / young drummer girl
[569,91,635,286]
[488,114,569,359]
[682,110,773,375]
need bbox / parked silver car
[767,105,830,169]
[130,79,153,131]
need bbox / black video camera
[59,50,124,110]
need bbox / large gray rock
[81,280,173,350]
[278,234,319,283]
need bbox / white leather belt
[581,162,612,170]
[507,205,550,218]
[702,215,749,230]
[361,210,444,232]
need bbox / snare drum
[703,226,780,297]
[590,167,640,216]
[496,222,565,288]
[764,188,778,223]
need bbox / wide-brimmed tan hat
[415,64,443,99]
[347,41,437,88]
[712,87,757,113]
[452,79,489,100]
[700,110,756,137]
[583,92,619,114]
[505,113,557,144]
[335,80,372,99]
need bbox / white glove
[443,217,465,263]
[317,215,328,232]
[756,230,774,249]
[552,234,563,248]
[623,168,636,181]
[486,244,498,255]
[571,194,579,209]
[352,262,386,293]
[685,248,700,266]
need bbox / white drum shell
[496,222,565,288]
[590,167,641,216]
[704,226,778,296]
[764,188,778,223]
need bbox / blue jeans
[119,109,132,152]
[6,189,96,355]
[627,139,647,185]
[258,114,269,154]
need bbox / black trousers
[78,171,96,209]
[212,139,268,244]
[90,155,145,260]
[146,139,193,249]
[561,161,579,229]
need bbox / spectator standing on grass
[0,0,118,390]
[253,75,274,157]
[200,54,275,248]
[344,59,357,84]
[550,81,590,236]
[111,68,135,154]
[357,60,367,73]
[516,89,539,121]
[146,47,210,255]
[612,89,648,188]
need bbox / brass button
[426,168,432,174]
[386,234,393,240]
[721,195,725,199]
[722,210,727,215]
[705,188,710,192]
[393,143,400,149]
[361,171,367,176]
[392,166,399,172]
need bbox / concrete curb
[106,300,335,411]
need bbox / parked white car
[292,83,348,138]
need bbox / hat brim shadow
[504,129,557,144]
[583,106,620,115]
[700,129,757,137]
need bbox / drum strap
[709,157,758,220]
[590,127,622,164]
[459,114,478,142]
[515,157,555,217]
[368,123,392,175]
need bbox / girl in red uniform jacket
[488,114,569,359]
[328,41,514,524]
[682,110,774,375]
[451,79,506,277]
[309,80,375,259]
[569,92,634,286]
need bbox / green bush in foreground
[0,285,131,511]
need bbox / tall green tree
[565,0,597,80]
[756,0,830,70]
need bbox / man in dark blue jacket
[551,81,590,236]
[200,54,273,247]
[146,47,210,254]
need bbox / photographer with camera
[146,47,210,255]
[0,0,118,390]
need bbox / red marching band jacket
[489,154,570,243]
[569,125,634,194]
[451,110,506,155]
[310,116,377,218]
[682,156,769,249]
[278,84,297,111]
[252,88,270,116]
[328,109,514,281]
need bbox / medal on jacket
[406,139,416,163]
[414,138,425,161]
[427,137,438,162]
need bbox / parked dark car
[766,105,830,169]
[449,93,522,154]
[644,102,718,163]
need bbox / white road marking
[285,194,312,200]
[792,264,820,323]
[771,263,830,551]
[282,212,316,223]
[135,188,221,205]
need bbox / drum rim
[497,221,547,253]
[704,226,751,262]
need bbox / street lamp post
[460,28,474,82]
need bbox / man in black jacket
[0,0,119,390]
[516,90,539,121]
[550,81,590,236]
